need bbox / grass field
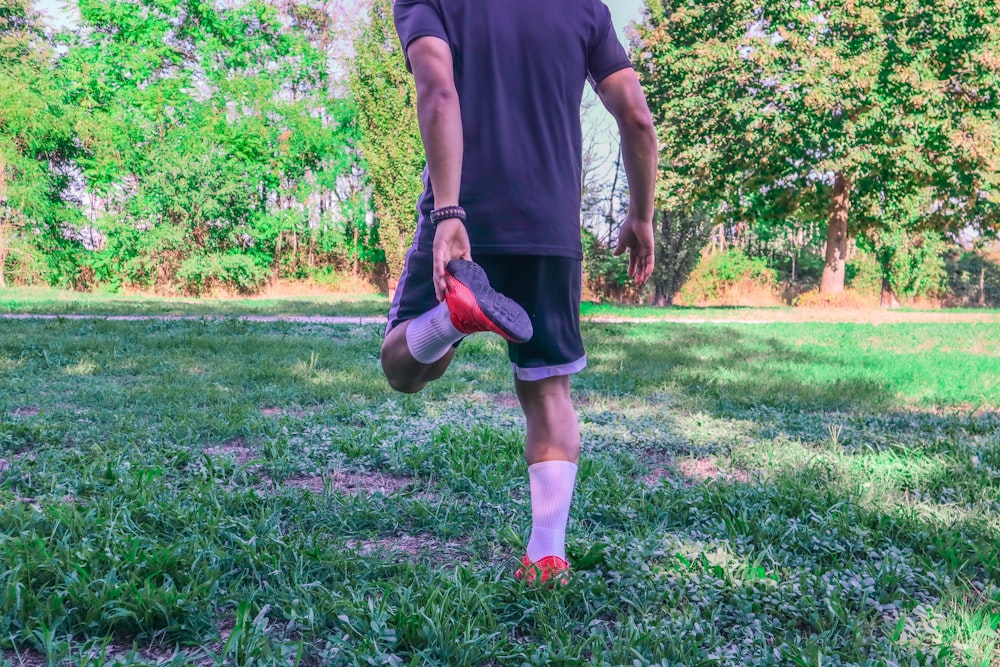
[5,286,1000,325]
[1,310,998,665]
[0,287,388,318]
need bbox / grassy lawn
[6,287,1000,325]
[1,316,998,665]
[0,287,389,318]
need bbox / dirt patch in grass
[11,406,40,417]
[203,437,257,465]
[488,392,520,410]
[260,405,308,418]
[345,533,467,559]
[643,458,751,487]
[4,642,205,667]
[679,458,751,483]
[285,470,416,497]
[2,648,45,667]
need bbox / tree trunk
[353,226,360,277]
[880,277,900,309]
[820,172,851,294]
[978,267,986,307]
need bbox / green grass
[0,287,388,318]
[1,317,998,665]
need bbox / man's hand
[433,218,472,301]
[613,213,655,287]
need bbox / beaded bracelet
[430,205,467,226]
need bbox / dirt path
[3,310,1000,325]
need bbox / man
[383,0,657,585]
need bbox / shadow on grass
[584,324,888,411]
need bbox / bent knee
[385,374,425,394]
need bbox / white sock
[526,460,578,562]
[405,301,464,364]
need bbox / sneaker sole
[446,259,533,344]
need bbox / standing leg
[515,374,579,583]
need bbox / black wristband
[430,205,467,226]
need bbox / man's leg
[381,319,457,394]
[515,374,580,572]
[382,252,532,394]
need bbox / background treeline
[1,0,999,306]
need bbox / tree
[651,208,713,305]
[0,0,77,287]
[53,0,366,292]
[349,0,424,282]
[634,0,1000,300]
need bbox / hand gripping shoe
[444,259,533,344]
[515,554,571,587]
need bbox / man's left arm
[407,36,470,301]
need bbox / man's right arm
[596,67,658,286]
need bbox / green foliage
[844,249,882,297]
[944,249,1000,307]
[677,248,777,304]
[634,0,1000,294]
[2,0,377,293]
[0,0,79,289]
[651,208,713,305]
[349,0,425,280]
[859,227,948,299]
[581,229,633,302]
[175,254,271,296]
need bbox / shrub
[944,249,1000,307]
[582,229,636,302]
[794,288,879,308]
[177,254,271,295]
[860,228,947,300]
[845,249,882,297]
[651,209,713,306]
[676,248,778,305]
[1,236,49,286]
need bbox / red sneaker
[514,554,571,587]
[444,259,533,344]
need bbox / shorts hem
[512,356,587,381]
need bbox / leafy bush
[651,209,713,306]
[176,254,271,295]
[845,249,882,297]
[944,250,1000,307]
[582,229,636,302]
[1,235,49,286]
[676,248,777,305]
[793,288,879,308]
[860,228,947,300]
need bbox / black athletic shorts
[386,250,587,381]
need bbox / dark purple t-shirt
[394,0,631,259]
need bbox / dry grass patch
[643,458,751,487]
[284,470,417,497]
[344,533,468,560]
[260,405,308,418]
[11,406,39,417]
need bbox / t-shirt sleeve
[393,0,449,73]
[587,2,632,84]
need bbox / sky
[606,0,645,41]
